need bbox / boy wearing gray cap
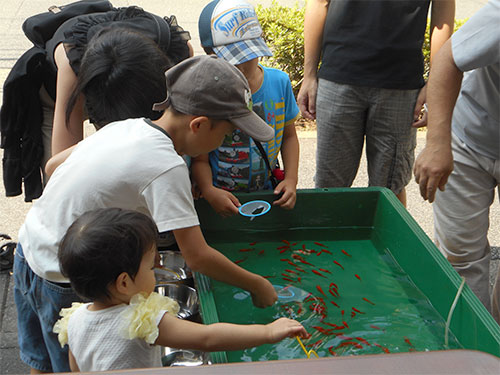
[13,55,278,372]
[193,0,300,217]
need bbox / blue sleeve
[282,73,300,124]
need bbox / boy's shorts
[13,243,81,372]
[315,79,419,194]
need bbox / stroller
[0,234,16,271]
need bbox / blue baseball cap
[198,0,272,65]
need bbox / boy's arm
[273,118,299,209]
[191,154,241,216]
[53,43,86,156]
[156,314,308,351]
[173,226,277,307]
[413,0,455,127]
[296,0,329,119]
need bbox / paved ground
[0,0,495,373]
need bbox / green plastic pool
[194,188,500,363]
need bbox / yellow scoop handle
[296,336,319,359]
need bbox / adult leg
[489,175,500,323]
[433,134,498,315]
[396,188,407,207]
[365,88,418,206]
[315,79,368,188]
[492,259,500,323]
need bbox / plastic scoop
[238,200,271,220]
[296,336,319,359]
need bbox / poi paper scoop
[238,200,271,220]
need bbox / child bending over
[54,208,308,372]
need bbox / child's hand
[250,277,277,308]
[267,318,308,343]
[273,179,297,209]
[204,187,241,217]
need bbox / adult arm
[45,144,77,178]
[52,43,86,156]
[429,0,455,62]
[413,40,463,202]
[156,315,307,351]
[296,0,329,119]
[173,226,277,307]
[274,119,299,209]
[413,0,455,128]
[414,0,499,201]
[191,154,241,216]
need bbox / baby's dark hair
[66,27,172,128]
[58,208,158,302]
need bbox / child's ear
[189,116,210,134]
[114,272,132,295]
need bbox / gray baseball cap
[153,55,274,142]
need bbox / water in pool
[206,238,462,362]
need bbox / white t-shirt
[451,0,500,160]
[68,303,165,372]
[19,118,199,282]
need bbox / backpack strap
[253,139,278,190]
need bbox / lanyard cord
[253,139,278,189]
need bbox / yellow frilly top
[53,292,180,347]
[121,292,180,344]
[53,302,84,348]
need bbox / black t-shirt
[319,0,430,89]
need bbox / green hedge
[256,1,466,95]
[256,1,305,94]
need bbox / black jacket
[1,47,45,201]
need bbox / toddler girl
[54,208,307,372]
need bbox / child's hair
[65,27,173,128]
[58,208,159,301]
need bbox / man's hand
[297,77,318,120]
[412,84,428,128]
[414,142,453,202]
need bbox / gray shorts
[315,79,419,194]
